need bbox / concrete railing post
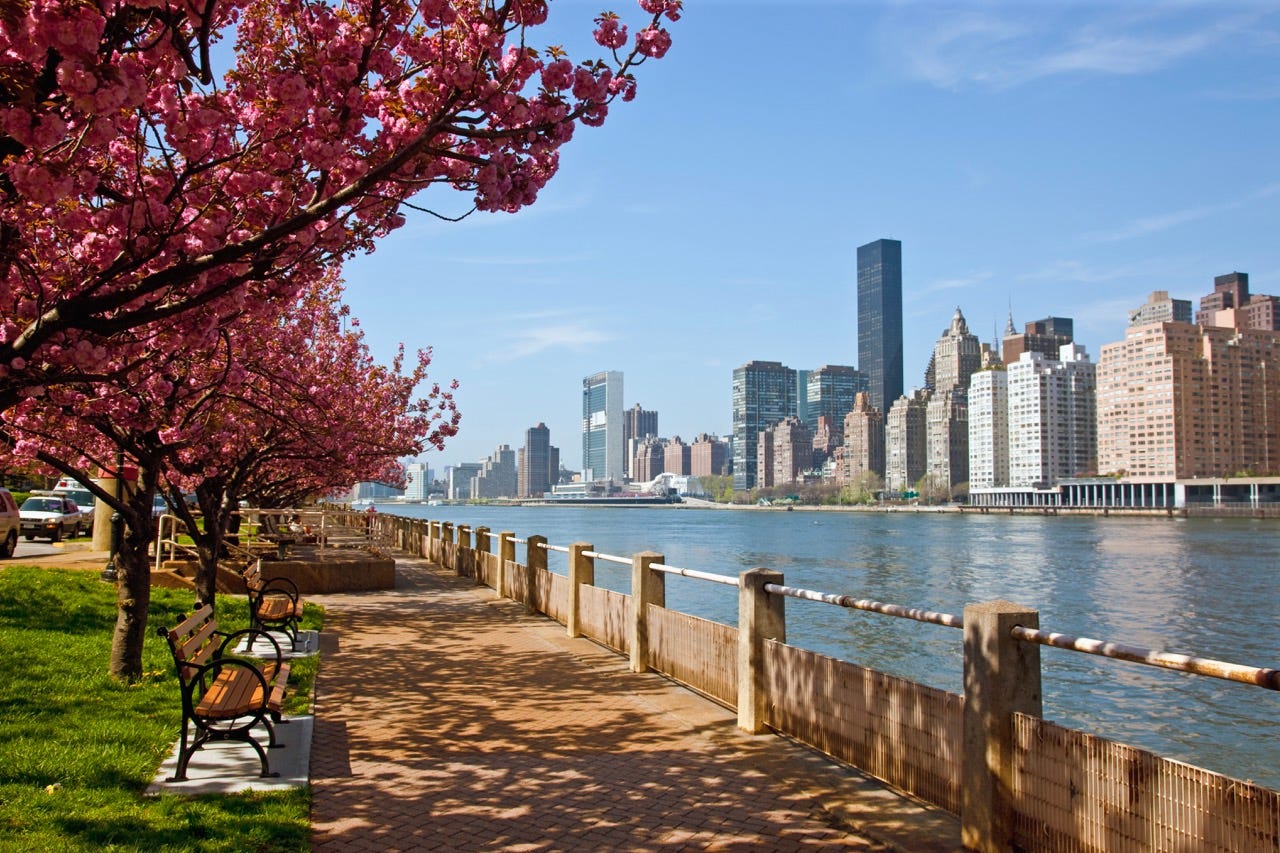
[962,600,1042,853]
[628,552,665,673]
[474,527,490,587]
[738,569,785,734]
[457,525,472,578]
[497,531,514,600]
[440,522,454,571]
[525,535,546,614]
[567,542,594,637]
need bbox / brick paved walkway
[309,556,961,852]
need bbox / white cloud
[1085,181,1280,243]
[924,270,993,292]
[887,5,1272,91]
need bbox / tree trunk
[107,513,154,681]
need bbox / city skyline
[337,3,1280,471]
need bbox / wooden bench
[243,559,305,650]
[158,605,291,781]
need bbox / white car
[53,479,95,533]
[20,494,82,542]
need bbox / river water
[372,503,1280,789]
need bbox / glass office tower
[582,370,624,483]
[857,239,904,414]
[731,360,797,490]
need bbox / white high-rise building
[1006,344,1097,488]
[405,462,432,501]
[967,369,1009,488]
[582,370,624,483]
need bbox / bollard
[628,552,665,673]
[474,527,490,587]
[497,531,514,600]
[567,542,594,638]
[962,600,1042,853]
[525,535,546,614]
[738,569,785,734]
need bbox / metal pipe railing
[541,543,569,553]
[764,583,965,629]
[582,550,631,566]
[651,562,739,587]
[1011,626,1280,691]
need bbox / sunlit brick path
[308,556,961,852]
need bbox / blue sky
[341,1,1280,473]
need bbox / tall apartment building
[623,404,658,478]
[843,392,885,482]
[1002,316,1074,366]
[812,415,841,468]
[631,436,665,482]
[757,416,811,488]
[404,462,432,501]
[663,437,691,476]
[805,365,867,437]
[1007,345,1096,488]
[1097,321,1280,478]
[471,444,516,499]
[1130,290,1192,327]
[926,390,968,493]
[1195,271,1280,331]
[690,433,729,477]
[517,422,557,498]
[967,368,1009,488]
[732,360,797,490]
[582,370,624,483]
[857,238,904,413]
[931,307,982,393]
[885,392,928,492]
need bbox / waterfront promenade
[308,552,962,851]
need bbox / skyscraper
[582,370,624,483]
[805,365,868,437]
[931,307,981,394]
[518,422,555,498]
[732,360,797,490]
[857,238,904,414]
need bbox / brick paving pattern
[309,556,961,852]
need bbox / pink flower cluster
[0,0,679,422]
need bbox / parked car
[20,494,82,542]
[0,488,19,558]
[53,478,95,534]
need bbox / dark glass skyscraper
[857,239,904,414]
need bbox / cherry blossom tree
[0,0,681,411]
[2,272,456,678]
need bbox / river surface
[371,503,1280,789]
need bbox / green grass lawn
[0,566,322,852]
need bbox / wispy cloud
[887,6,1272,91]
[924,271,993,293]
[445,252,594,266]
[480,309,619,363]
[1085,181,1280,243]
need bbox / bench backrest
[160,604,220,682]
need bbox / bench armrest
[217,628,284,669]
[261,576,301,601]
